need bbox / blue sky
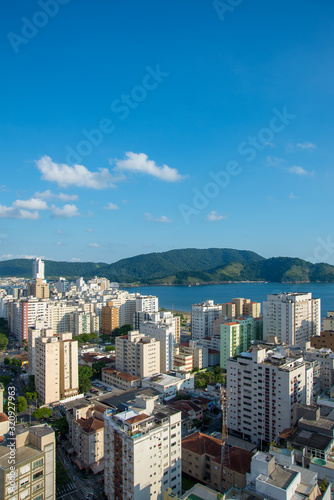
[1,0,334,265]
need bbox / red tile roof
[125,413,150,424]
[182,431,221,458]
[222,446,253,474]
[102,368,139,382]
[77,417,104,433]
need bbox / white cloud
[34,189,78,201]
[289,193,298,199]
[89,243,100,247]
[0,205,39,220]
[144,212,172,223]
[13,198,48,210]
[56,242,62,246]
[266,156,287,167]
[267,195,277,202]
[297,142,317,150]
[113,152,186,182]
[104,202,119,210]
[86,228,94,232]
[206,211,228,221]
[36,155,116,189]
[57,230,65,234]
[51,204,80,218]
[288,165,314,176]
[71,257,81,262]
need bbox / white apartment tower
[104,395,182,500]
[191,300,222,339]
[33,257,45,280]
[227,347,314,444]
[140,320,175,373]
[115,330,160,378]
[263,292,321,344]
[28,319,53,375]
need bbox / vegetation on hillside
[1,248,334,283]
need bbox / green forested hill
[0,248,333,284]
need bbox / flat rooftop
[261,465,299,490]
[0,444,41,470]
[291,430,333,451]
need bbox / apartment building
[0,424,56,500]
[220,316,263,369]
[0,383,9,440]
[227,347,314,444]
[136,295,159,314]
[104,395,182,500]
[191,301,222,340]
[140,320,176,373]
[66,401,107,470]
[263,293,321,344]
[311,330,334,350]
[322,311,334,331]
[173,349,193,372]
[35,332,78,404]
[182,432,222,492]
[28,320,53,376]
[33,258,45,280]
[28,278,50,299]
[302,345,334,392]
[101,301,119,335]
[115,330,160,378]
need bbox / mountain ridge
[0,248,334,284]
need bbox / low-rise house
[101,368,141,391]
[141,372,194,401]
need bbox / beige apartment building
[101,301,119,335]
[35,331,78,404]
[66,402,107,471]
[115,330,160,378]
[182,432,222,492]
[0,424,56,500]
[28,278,50,299]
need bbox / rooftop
[259,465,299,490]
[182,431,221,458]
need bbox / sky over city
[1,0,334,264]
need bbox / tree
[26,391,38,402]
[4,357,11,366]
[79,376,91,394]
[104,345,115,352]
[16,396,27,413]
[33,407,52,419]
[192,367,200,373]
[54,416,69,438]
[12,358,22,367]
[78,366,92,393]
[0,333,8,350]
[92,361,106,379]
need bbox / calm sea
[123,282,334,317]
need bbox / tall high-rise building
[28,320,52,376]
[35,331,78,404]
[115,330,160,378]
[101,301,119,335]
[227,347,314,444]
[140,320,175,373]
[104,395,182,500]
[32,258,45,280]
[219,316,263,369]
[0,424,56,500]
[191,300,222,340]
[263,292,321,344]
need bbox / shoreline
[121,280,319,288]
